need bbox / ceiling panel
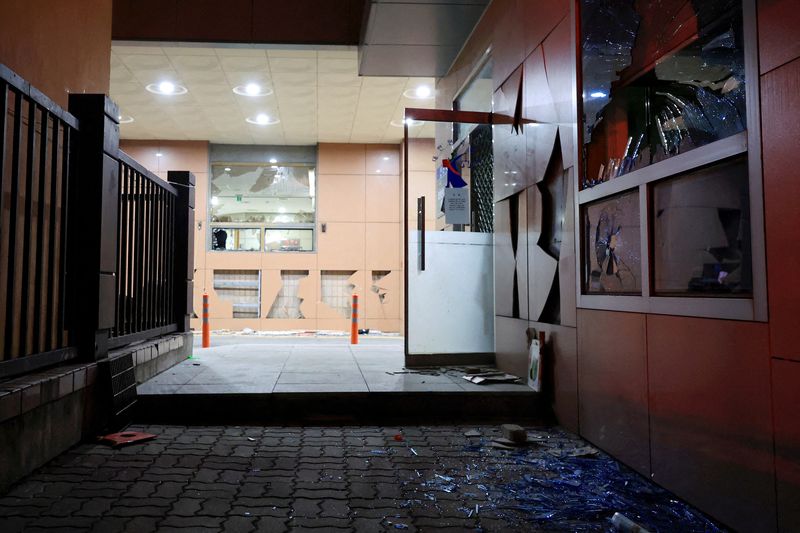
[111,44,435,145]
[359,0,490,77]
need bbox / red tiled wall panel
[647,315,775,533]
[757,0,800,74]
[772,358,800,532]
[577,309,650,476]
[760,57,800,362]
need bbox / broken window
[209,162,316,251]
[583,189,642,294]
[321,271,356,318]
[652,156,751,296]
[581,0,746,188]
[212,270,260,318]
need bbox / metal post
[202,293,210,348]
[167,171,195,333]
[350,294,359,345]
[67,94,120,361]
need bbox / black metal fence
[0,63,194,379]
[112,153,179,347]
[0,65,76,376]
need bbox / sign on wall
[445,188,470,225]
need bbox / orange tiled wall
[120,139,436,334]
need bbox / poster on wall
[445,188,470,225]
[436,166,447,217]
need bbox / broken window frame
[208,161,317,253]
[263,226,315,253]
[573,0,767,322]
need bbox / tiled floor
[137,336,533,395]
[0,424,726,532]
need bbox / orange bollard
[350,294,358,345]
[202,293,210,348]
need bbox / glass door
[403,109,496,359]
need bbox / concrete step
[134,390,550,425]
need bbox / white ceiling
[110,44,437,145]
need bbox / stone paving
[139,337,533,394]
[0,424,726,532]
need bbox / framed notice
[444,187,470,225]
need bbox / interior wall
[0,0,112,108]
[121,139,416,334]
[440,0,800,531]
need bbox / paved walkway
[0,424,725,532]
[138,337,531,394]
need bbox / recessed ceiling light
[403,85,434,99]
[246,113,280,126]
[211,196,219,206]
[269,158,277,164]
[278,206,287,213]
[156,152,163,157]
[224,167,231,172]
[589,91,607,98]
[145,81,188,95]
[118,114,135,124]
[376,169,382,173]
[382,156,390,161]
[390,118,423,127]
[233,84,273,97]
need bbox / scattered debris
[612,512,652,533]
[247,437,256,442]
[99,431,157,448]
[385,369,441,376]
[491,439,518,450]
[394,434,404,442]
[357,328,370,335]
[570,446,600,458]
[202,329,401,338]
[464,429,481,437]
[462,371,521,384]
[501,424,528,444]
[465,367,484,375]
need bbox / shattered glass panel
[264,228,314,252]
[210,163,316,223]
[581,0,746,189]
[583,189,642,294]
[321,271,356,318]
[212,270,260,318]
[653,156,751,295]
[210,227,261,251]
[267,270,308,318]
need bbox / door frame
[403,108,495,361]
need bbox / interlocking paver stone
[0,424,726,532]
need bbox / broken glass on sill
[580,0,747,189]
